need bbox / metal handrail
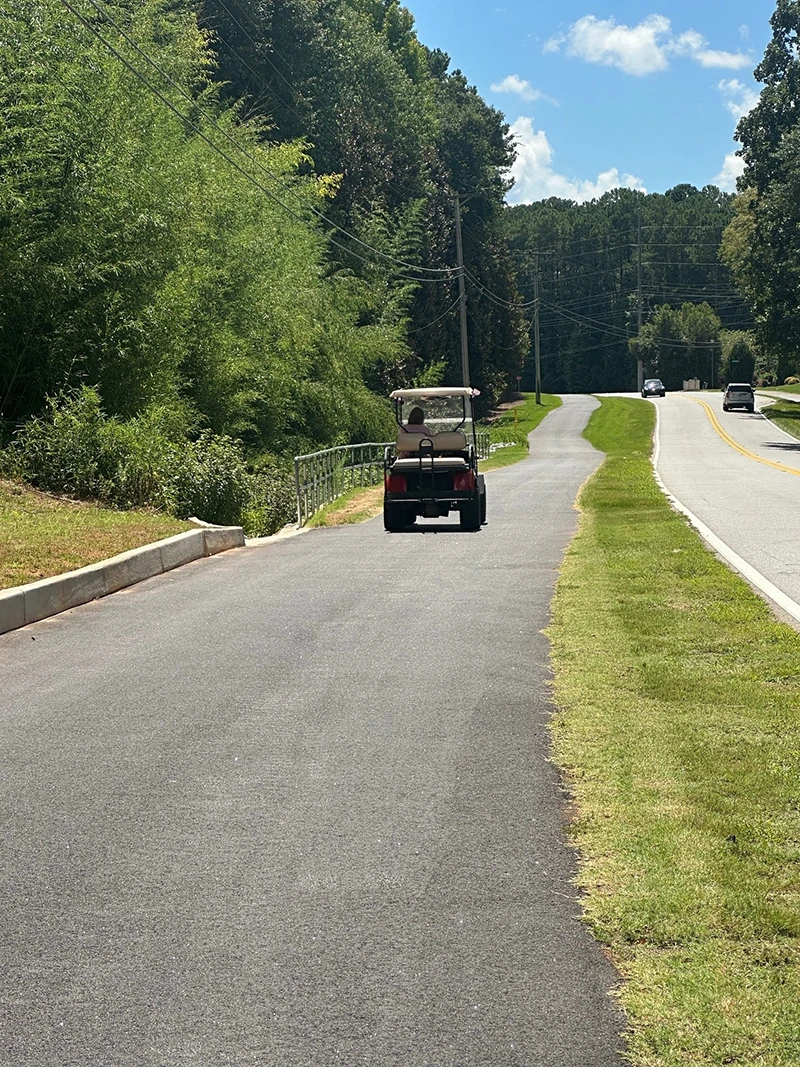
[294,433,490,527]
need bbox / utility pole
[453,192,470,388]
[636,212,644,392]
[533,257,542,405]
[530,250,553,405]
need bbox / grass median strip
[761,398,800,442]
[1,480,192,590]
[548,397,800,1066]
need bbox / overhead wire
[54,0,753,382]
[58,0,457,282]
[407,296,462,333]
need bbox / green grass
[481,392,561,470]
[306,484,383,527]
[548,397,800,1066]
[0,479,193,589]
[760,383,800,395]
[761,399,800,441]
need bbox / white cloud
[547,14,670,75]
[714,151,745,192]
[712,80,758,190]
[506,116,646,204]
[718,78,760,120]
[545,14,750,76]
[693,49,750,70]
[490,74,555,104]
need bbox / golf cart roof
[390,387,480,399]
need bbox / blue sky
[405,0,776,202]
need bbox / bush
[784,376,800,385]
[10,388,117,499]
[242,455,297,536]
[6,387,296,532]
[166,431,250,526]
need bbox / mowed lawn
[549,398,800,1066]
[1,480,192,589]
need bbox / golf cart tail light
[386,474,407,492]
[454,471,475,490]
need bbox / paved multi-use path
[0,395,625,1067]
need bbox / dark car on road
[722,383,755,413]
[642,378,666,398]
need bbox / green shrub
[11,388,117,499]
[488,425,529,449]
[166,431,250,526]
[7,387,286,530]
[241,454,297,536]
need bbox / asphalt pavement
[0,395,625,1067]
[653,390,800,615]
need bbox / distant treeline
[506,185,755,393]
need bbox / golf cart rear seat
[391,431,469,471]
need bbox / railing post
[294,456,302,527]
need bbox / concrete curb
[0,526,245,636]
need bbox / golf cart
[383,387,486,532]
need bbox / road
[0,396,625,1067]
[652,390,800,616]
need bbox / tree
[720,331,758,385]
[630,303,721,390]
[506,186,742,392]
[722,0,800,380]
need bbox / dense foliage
[720,0,800,383]
[506,185,753,392]
[199,0,528,402]
[0,0,526,529]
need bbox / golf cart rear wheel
[383,500,406,532]
[460,493,481,531]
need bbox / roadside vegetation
[0,0,528,538]
[0,480,191,589]
[307,485,385,528]
[761,397,800,440]
[548,396,800,1066]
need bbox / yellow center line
[690,398,800,477]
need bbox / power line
[59,0,456,281]
[463,270,537,312]
[407,296,461,334]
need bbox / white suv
[722,383,755,413]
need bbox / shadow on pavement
[764,440,800,452]
[386,523,481,534]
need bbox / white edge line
[652,402,800,626]
[755,395,800,443]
